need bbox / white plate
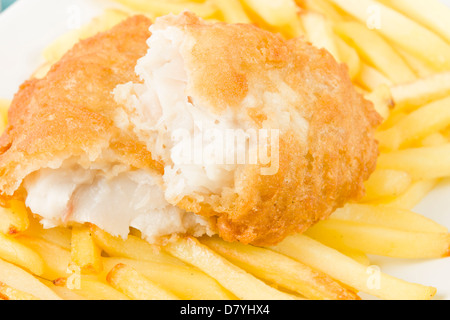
[1,0,450,300]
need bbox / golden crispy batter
[0,15,160,196]
[0,12,380,247]
[154,13,382,245]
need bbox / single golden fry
[102,257,235,300]
[0,200,30,236]
[43,9,130,65]
[164,237,298,300]
[377,144,450,180]
[270,234,436,300]
[378,110,408,131]
[16,236,71,280]
[0,98,9,132]
[0,233,44,276]
[0,281,40,300]
[113,0,218,19]
[241,0,298,27]
[0,258,61,300]
[420,133,449,148]
[363,169,412,201]
[40,278,86,300]
[305,219,450,259]
[71,225,103,274]
[335,37,361,79]
[73,277,129,300]
[330,203,447,233]
[301,11,340,61]
[336,249,371,266]
[395,46,435,78]
[391,71,450,112]
[107,263,179,300]
[201,236,360,300]
[379,0,450,43]
[24,217,72,250]
[377,96,450,150]
[356,62,393,91]
[328,0,450,71]
[297,0,346,23]
[90,225,184,266]
[212,0,251,23]
[364,85,394,120]
[335,21,416,84]
[379,179,440,210]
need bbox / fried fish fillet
[114,12,382,246]
[0,15,214,242]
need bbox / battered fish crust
[0,13,381,247]
[0,15,159,196]
[118,13,382,245]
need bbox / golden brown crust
[159,13,381,245]
[0,15,160,196]
[0,12,380,247]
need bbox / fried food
[115,12,381,245]
[0,11,380,246]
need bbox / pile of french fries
[1,0,450,300]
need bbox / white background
[0,0,450,300]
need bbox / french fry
[364,84,393,120]
[329,203,447,233]
[51,276,129,300]
[395,46,435,78]
[328,0,450,71]
[0,200,30,236]
[90,225,184,266]
[107,264,179,300]
[305,219,450,259]
[24,217,72,250]
[297,0,346,23]
[164,237,298,300]
[335,248,371,266]
[112,0,218,19]
[363,169,412,201]
[378,110,407,131]
[212,0,251,23]
[0,233,44,276]
[241,0,299,27]
[444,127,450,141]
[270,234,436,300]
[102,257,235,300]
[377,144,450,180]
[0,282,40,300]
[43,9,130,65]
[301,11,340,61]
[0,258,61,300]
[200,236,360,300]
[334,21,416,84]
[335,37,361,79]
[16,236,71,280]
[0,98,9,132]
[0,98,9,112]
[420,133,449,148]
[356,62,393,91]
[40,278,86,300]
[377,96,450,150]
[378,0,450,44]
[72,277,129,300]
[71,225,103,274]
[391,72,450,112]
[379,179,439,210]
[281,16,305,38]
